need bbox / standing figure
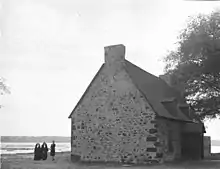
[41,142,48,160]
[34,143,41,160]
[50,140,56,161]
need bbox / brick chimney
[104,44,125,67]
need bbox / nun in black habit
[34,143,41,160]
[41,142,49,160]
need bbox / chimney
[104,44,125,67]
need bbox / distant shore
[1,136,70,143]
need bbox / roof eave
[156,115,195,123]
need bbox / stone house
[68,44,205,164]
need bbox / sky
[0,0,219,137]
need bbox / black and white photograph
[1,0,220,168]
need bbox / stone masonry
[70,45,161,164]
[156,118,182,162]
[69,44,194,164]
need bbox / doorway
[181,132,203,160]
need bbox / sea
[211,146,220,153]
[0,142,71,155]
[0,142,220,155]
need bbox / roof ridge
[125,60,160,79]
[125,60,177,92]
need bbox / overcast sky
[0,0,219,137]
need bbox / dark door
[181,132,202,160]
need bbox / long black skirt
[41,151,48,160]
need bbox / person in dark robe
[41,142,48,160]
[34,143,41,160]
[50,140,56,161]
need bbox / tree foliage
[0,77,10,94]
[0,77,10,108]
[163,10,220,120]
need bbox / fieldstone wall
[70,64,161,164]
[156,118,181,162]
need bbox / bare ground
[2,152,220,169]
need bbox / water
[211,146,220,153]
[0,142,70,155]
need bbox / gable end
[68,64,104,118]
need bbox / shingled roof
[124,60,192,122]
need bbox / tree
[0,77,10,108]
[163,10,220,120]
